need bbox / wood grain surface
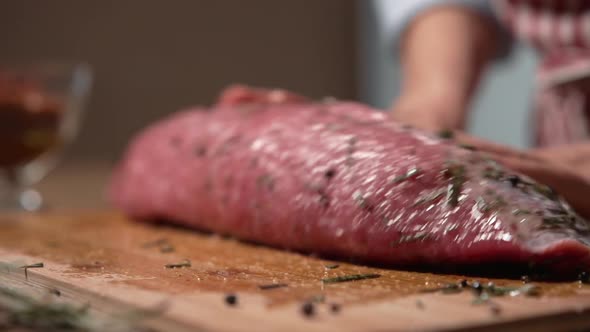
[2,211,590,332]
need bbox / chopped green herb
[444,163,466,207]
[421,280,541,304]
[391,167,422,184]
[478,194,507,213]
[321,273,381,284]
[420,283,462,294]
[258,283,288,290]
[324,264,340,270]
[20,262,44,280]
[438,129,454,139]
[482,167,504,181]
[533,183,556,199]
[164,259,191,269]
[512,209,531,216]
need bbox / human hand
[453,132,590,218]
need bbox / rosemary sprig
[164,259,191,269]
[421,280,541,305]
[438,129,454,139]
[258,283,288,290]
[20,262,44,280]
[321,273,381,284]
[324,264,340,270]
[445,163,466,207]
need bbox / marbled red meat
[110,85,590,275]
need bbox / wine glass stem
[0,169,43,211]
[0,169,20,209]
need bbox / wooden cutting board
[2,212,590,332]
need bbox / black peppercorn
[330,303,341,313]
[225,293,238,306]
[301,302,315,317]
[507,175,520,187]
[459,279,468,288]
[324,168,336,180]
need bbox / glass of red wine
[0,62,92,211]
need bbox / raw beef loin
[110,85,590,275]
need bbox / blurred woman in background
[386,0,590,215]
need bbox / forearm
[397,5,500,129]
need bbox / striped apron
[495,0,590,147]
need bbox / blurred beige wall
[0,0,357,161]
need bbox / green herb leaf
[258,283,288,290]
[321,273,381,284]
[438,129,454,139]
[20,262,44,280]
[444,163,466,207]
[324,264,340,270]
[165,259,191,269]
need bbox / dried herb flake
[20,262,44,280]
[438,129,454,139]
[321,273,381,284]
[258,283,288,290]
[165,260,191,269]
